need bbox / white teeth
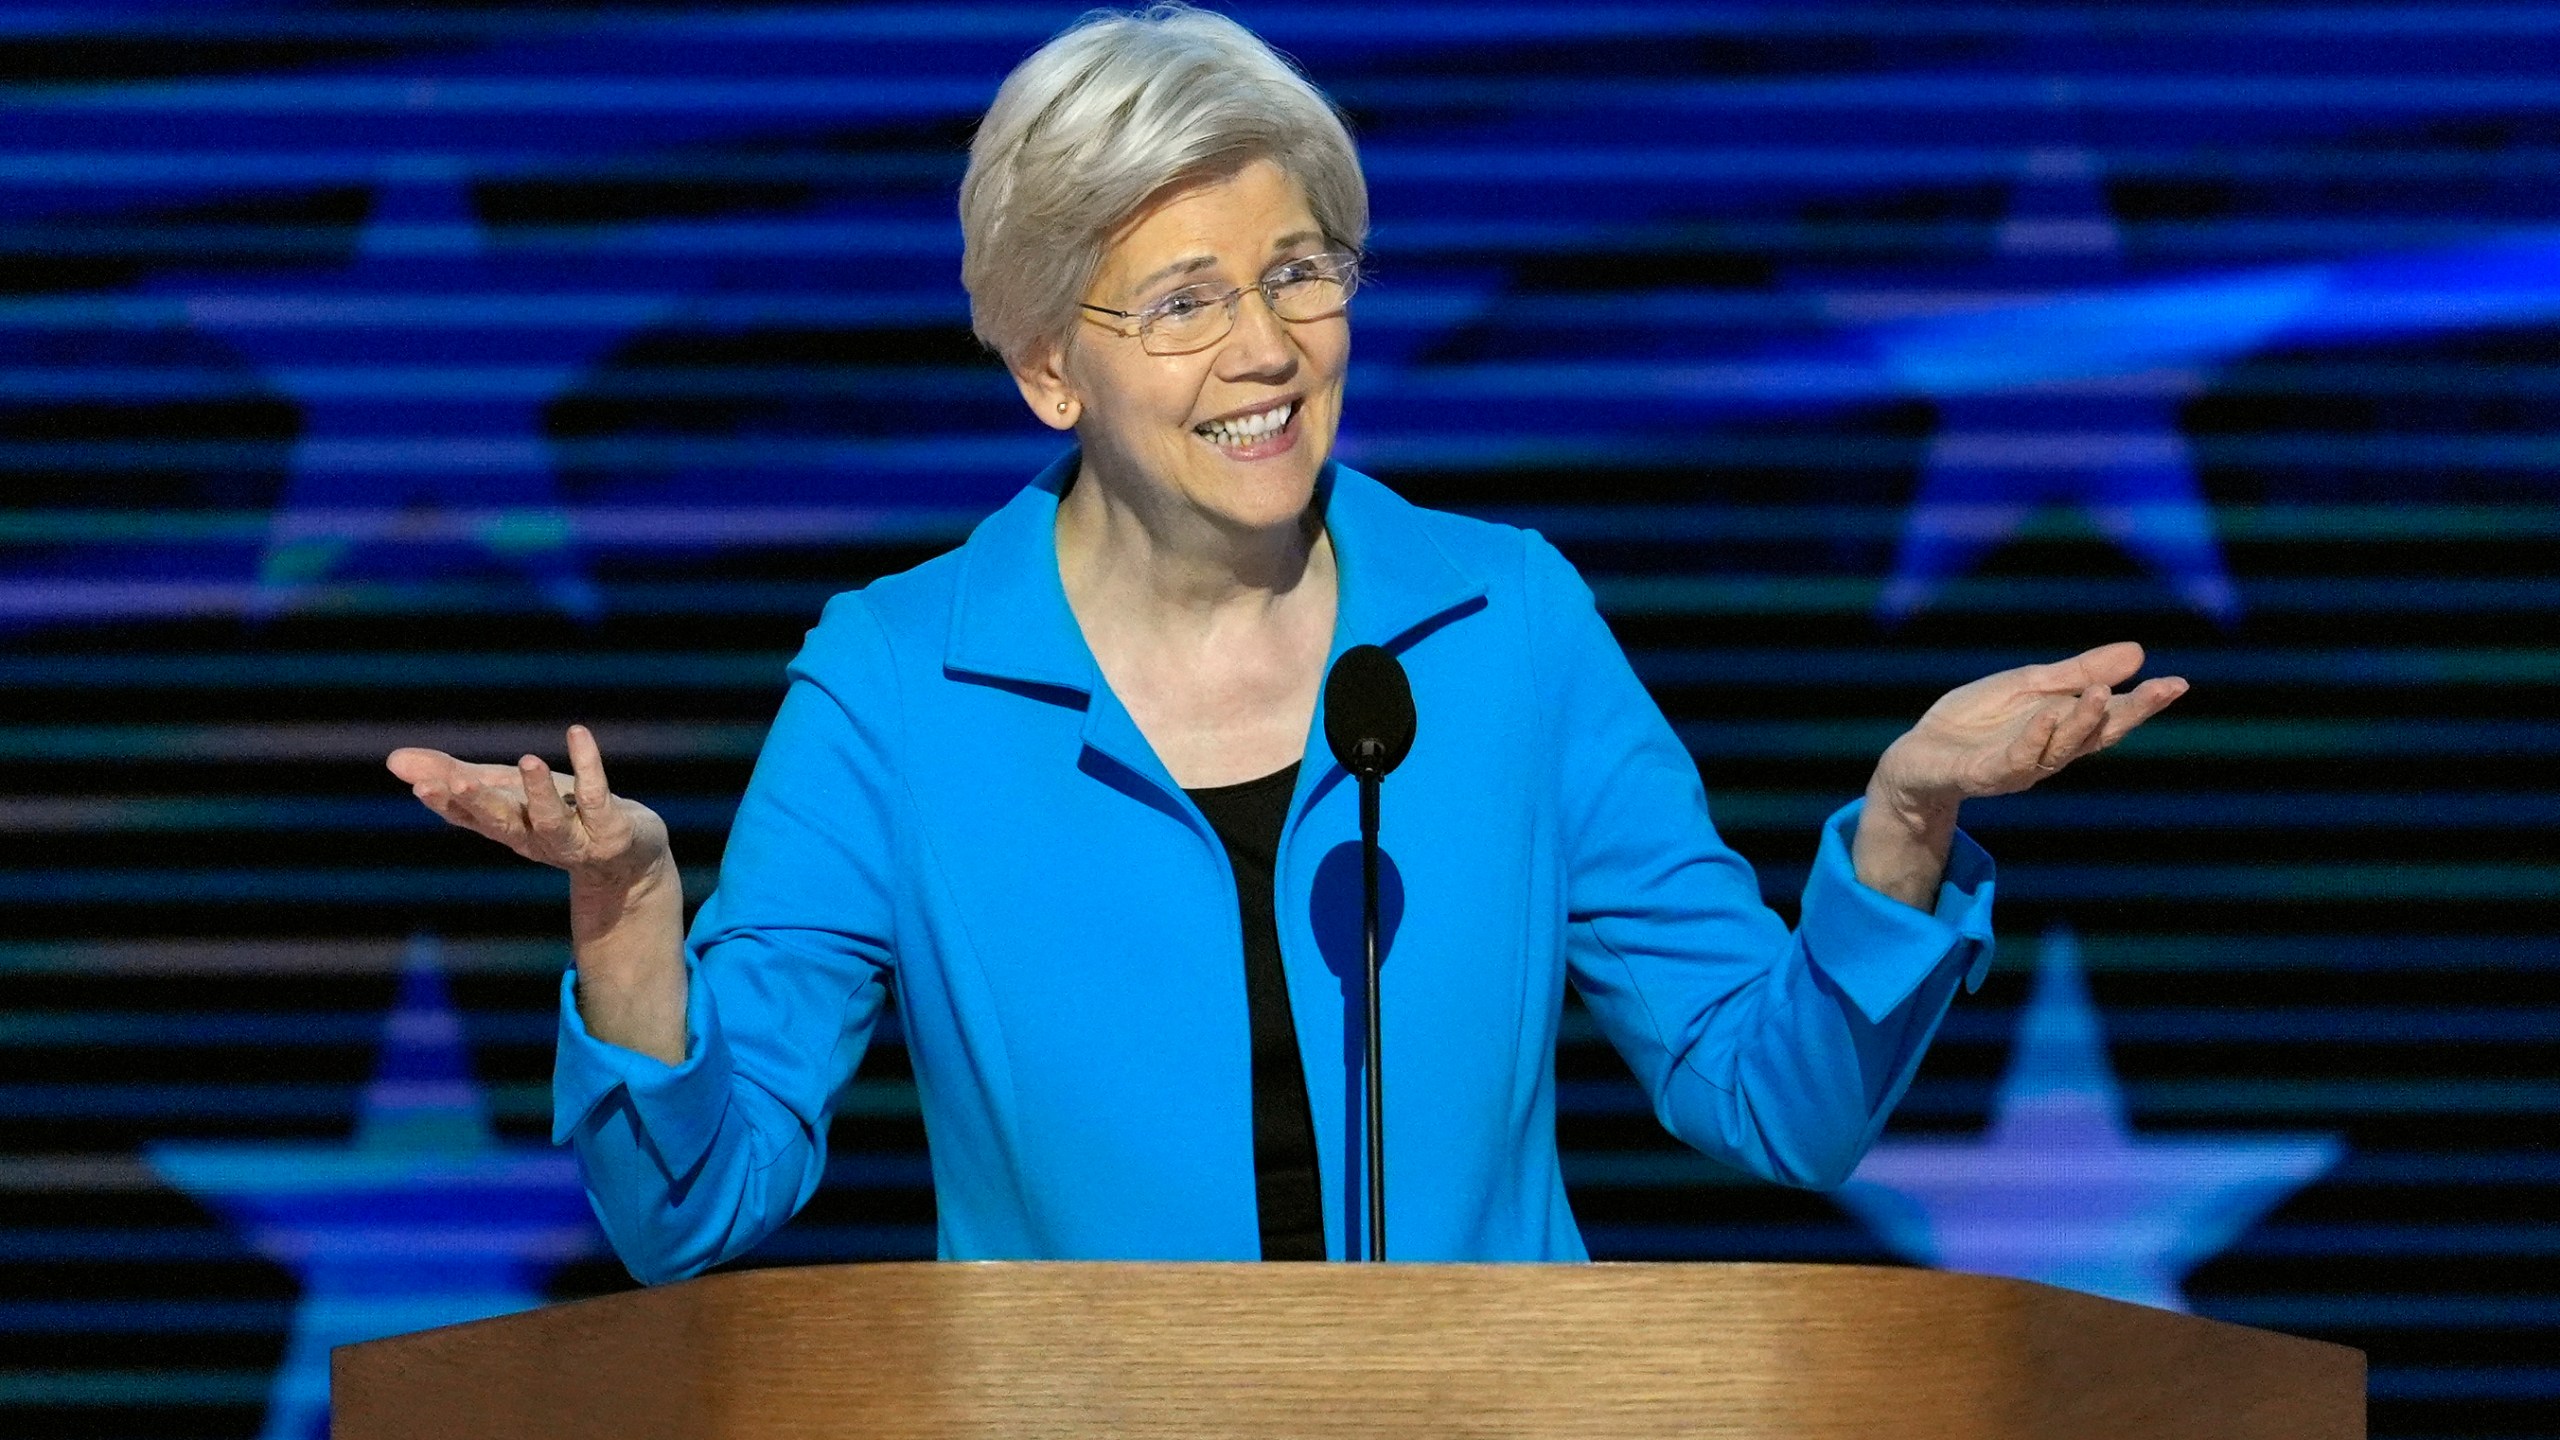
[1198,401,1295,447]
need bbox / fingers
[2092,675,2190,750]
[521,754,577,857]
[2001,685,2102,787]
[2038,684,2112,769]
[565,724,613,814]
[387,737,612,870]
[385,747,451,787]
[388,748,518,800]
[2023,641,2146,694]
[2026,674,2189,786]
[2007,696,2071,780]
[436,767,533,852]
[389,746,532,851]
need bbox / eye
[1155,288,1218,320]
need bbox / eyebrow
[1128,230,1327,295]
[1130,255,1221,294]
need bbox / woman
[390,5,2183,1280]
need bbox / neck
[1054,451,1326,622]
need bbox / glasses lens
[1143,287,1230,353]
[1268,277,1349,322]
[1135,256,1361,352]
[1268,255,1357,322]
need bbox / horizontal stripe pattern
[10,4,2560,1435]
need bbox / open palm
[1875,642,2189,806]
[386,724,669,892]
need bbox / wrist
[569,851,680,935]
[1865,756,1961,839]
[1853,767,1959,912]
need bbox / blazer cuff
[1797,798,1998,1025]
[550,961,731,1181]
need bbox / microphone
[1323,645,1413,1262]
[1323,644,1415,781]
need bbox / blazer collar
[943,446,1488,696]
[943,449,1095,694]
[1319,453,1489,660]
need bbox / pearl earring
[1056,402,1069,414]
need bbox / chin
[1177,436,1329,529]
[1194,471,1320,534]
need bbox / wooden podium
[334,1262,2362,1438]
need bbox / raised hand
[387,723,670,892]
[389,725,687,1062]
[1853,642,2187,909]
[1872,641,2187,808]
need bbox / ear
[1008,339,1080,432]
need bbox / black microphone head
[1323,644,1416,778]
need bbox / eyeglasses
[1080,250,1362,356]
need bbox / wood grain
[333,1262,2363,1439]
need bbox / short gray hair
[959,3,1368,368]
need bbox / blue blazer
[553,453,1996,1280]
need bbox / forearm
[559,909,892,1284]
[1646,804,1990,1187]
[1657,938,1971,1188]
[572,1070,825,1285]
[570,856,689,1064]
[1850,775,1958,911]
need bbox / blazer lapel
[1319,463,1489,661]
[940,450,1492,809]
[940,448,1192,805]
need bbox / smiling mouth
[1194,399,1299,449]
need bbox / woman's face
[1027,157,1349,532]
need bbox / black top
[1184,761,1326,1260]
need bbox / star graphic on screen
[146,935,598,1440]
[1870,145,2238,624]
[1831,925,2340,1312]
[165,161,684,621]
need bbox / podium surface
[335,1261,2362,1438]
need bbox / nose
[1216,285,1296,378]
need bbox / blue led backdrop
[6,3,2560,1436]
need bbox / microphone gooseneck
[1322,644,1413,1262]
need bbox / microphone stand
[1355,751,1386,1263]
[1324,642,1412,1264]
